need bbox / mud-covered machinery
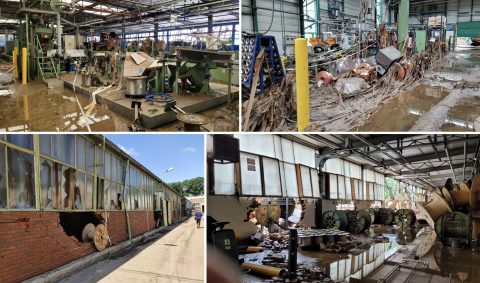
[15,0,76,80]
[168,47,234,95]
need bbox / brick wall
[0,210,157,283]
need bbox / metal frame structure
[283,134,480,189]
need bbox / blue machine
[241,35,285,94]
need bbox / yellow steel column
[22,47,27,85]
[13,47,19,79]
[295,38,310,131]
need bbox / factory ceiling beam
[381,146,478,167]
[399,161,475,175]
[444,135,457,183]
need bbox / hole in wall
[59,212,101,242]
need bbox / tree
[169,177,204,197]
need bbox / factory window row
[213,151,320,198]
[328,174,385,201]
[0,135,179,211]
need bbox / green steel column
[299,0,305,37]
[251,0,258,33]
[398,0,409,51]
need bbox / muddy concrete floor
[240,224,480,283]
[0,80,131,132]
[360,50,480,132]
[155,99,239,132]
[0,77,238,132]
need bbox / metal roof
[283,134,480,189]
[0,0,239,34]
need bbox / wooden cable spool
[418,191,452,227]
[450,182,471,209]
[94,224,109,251]
[394,209,417,228]
[435,211,471,248]
[81,223,96,243]
[441,187,455,209]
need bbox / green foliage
[169,177,204,197]
[384,177,399,201]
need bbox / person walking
[195,210,203,228]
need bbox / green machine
[167,48,234,96]
[416,29,427,53]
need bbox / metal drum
[125,76,147,98]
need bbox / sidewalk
[99,216,204,283]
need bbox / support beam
[397,0,409,51]
[382,146,478,167]
[399,162,475,175]
[299,0,305,37]
[251,0,258,33]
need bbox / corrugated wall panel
[447,0,459,24]
[242,0,300,53]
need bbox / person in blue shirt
[195,210,203,228]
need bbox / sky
[105,134,204,183]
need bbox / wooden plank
[242,48,266,131]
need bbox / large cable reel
[320,210,348,230]
[394,209,417,228]
[378,208,395,225]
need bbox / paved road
[61,217,204,283]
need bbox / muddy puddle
[0,82,130,132]
[0,80,238,132]
[359,85,450,131]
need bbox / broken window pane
[75,172,85,209]
[62,167,76,209]
[97,178,104,209]
[104,179,111,209]
[76,136,86,170]
[0,144,6,208]
[111,155,117,182]
[63,135,75,166]
[110,182,118,210]
[86,140,95,173]
[8,148,35,209]
[7,134,33,150]
[40,158,62,210]
[85,174,93,209]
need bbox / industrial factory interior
[207,134,480,283]
[241,0,480,132]
[0,0,239,132]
